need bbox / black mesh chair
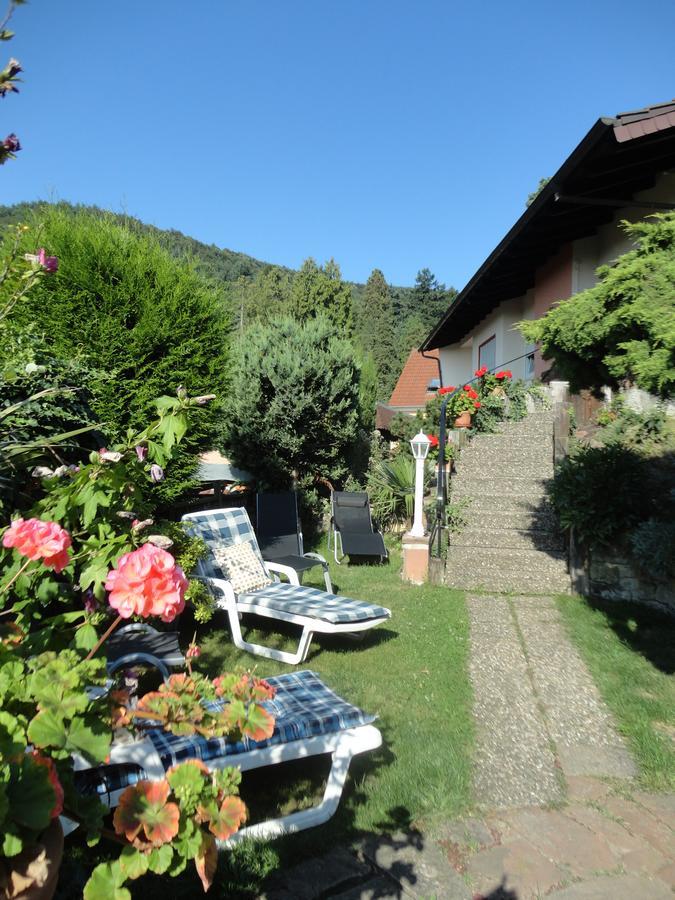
[105,624,185,672]
[256,492,333,592]
[329,492,388,564]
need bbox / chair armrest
[196,576,238,606]
[107,652,171,682]
[115,622,158,637]
[264,561,300,586]
[303,551,328,566]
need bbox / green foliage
[290,258,353,332]
[356,269,397,399]
[9,206,230,500]
[525,176,550,207]
[550,445,650,546]
[410,268,456,334]
[223,315,362,488]
[593,396,670,452]
[367,454,433,530]
[630,518,675,580]
[519,212,675,397]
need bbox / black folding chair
[329,491,388,564]
[256,492,333,592]
[105,623,185,673]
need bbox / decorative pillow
[213,543,272,594]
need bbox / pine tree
[360,268,397,399]
[290,257,353,332]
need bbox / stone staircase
[445,407,570,594]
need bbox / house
[420,101,675,384]
[375,348,441,433]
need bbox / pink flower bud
[135,445,147,462]
[186,644,201,659]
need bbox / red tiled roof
[389,349,440,408]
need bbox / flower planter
[454,411,472,428]
[3,819,63,900]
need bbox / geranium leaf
[195,831,217,892]
[206,795,247,841]
[66,719,110,763]
[0,710,26,757]
[147,843,174,874]
[74,623,99,651]
[6,757,57,831]
[83,862,131,900]
[118,846,150,880]
[2,829,23,858]
[27,709,67,750]
[241,703,275,741]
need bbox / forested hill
[0,201,273,283]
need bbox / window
[426,378,440,392]
[526,353,535,379]
[478,335,496,372]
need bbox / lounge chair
[105,623,185,673]
[181,508,390,665]
[329,491,388,564]
[256,491,333,592]
[73,669,381,843]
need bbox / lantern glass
[410,430,431,460]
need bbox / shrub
[550,445,650,546]
[367,454,433,530]
[223,315,362,490]
[630,518,675,580]
[11,205,230,500]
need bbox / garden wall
[570,533,675,618]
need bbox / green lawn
[58,542,473,899]
[557,593,675,791]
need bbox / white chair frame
[78,722,382,843]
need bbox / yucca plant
[368,454,433,530]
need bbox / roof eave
[420,118,612,351]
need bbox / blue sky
[4,0,674,288]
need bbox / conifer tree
[361,268,397,399]
[290,257,353,332]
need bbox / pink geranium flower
[105,543,188,622]
[2,518,72,573]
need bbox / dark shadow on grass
[578,595,675,675]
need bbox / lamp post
[409,431,431,538]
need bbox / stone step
[446,544,568,573]
[451,526,565,552]
[445,563,571,594]
[459,443,554,463]
[462,506,560,532]
[452,476,552,497]
[451,493,554,514]
[454,461,554,479]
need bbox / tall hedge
[223,315,362,488]
[14,206,231,498]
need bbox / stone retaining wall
[570,532,675,617]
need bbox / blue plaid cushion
[239,582,390,624]
[75,671,376,796]
[182,508,263,581]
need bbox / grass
[58,540,473,899]
[556,593,675,792]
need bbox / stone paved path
[468,594,635,810]
[263,592,674,898]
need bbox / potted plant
[450,386,481,427]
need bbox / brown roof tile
[389,349,440,408]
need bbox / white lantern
[409,431,431,461]
[409,431,431,536]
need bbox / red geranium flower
[427,434,439,447]
[474,400,481,409]
[474,366,488,377]
[495,371,506,380]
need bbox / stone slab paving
[467,595,563,809]
[511,595,636,780]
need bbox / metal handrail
[429,351,536,557]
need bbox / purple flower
[83,590,98,614]
[135,445,148,462]
[150,464,164,483]
[2,133,20,152]
[37,248,58,273]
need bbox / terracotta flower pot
[454,411,472,428]
[3,819,64,900]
